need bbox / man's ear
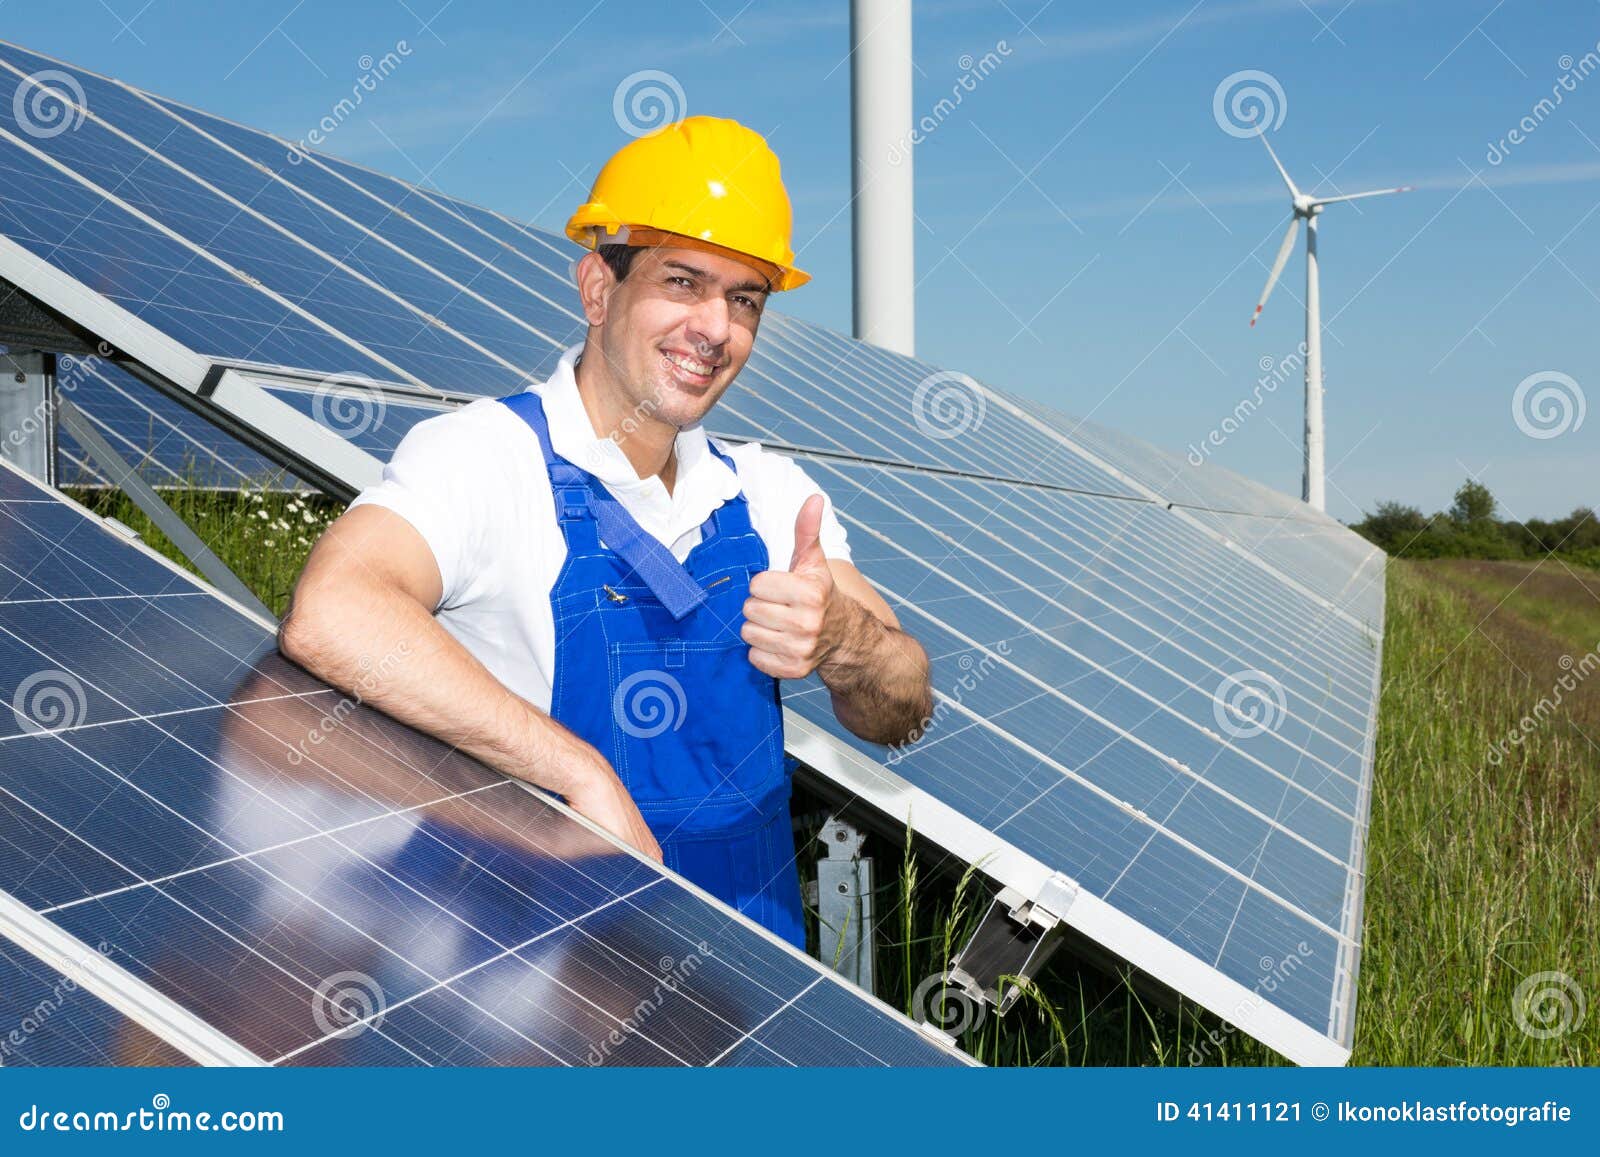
[575,250,616,326]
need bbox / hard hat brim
[566,206,810,291]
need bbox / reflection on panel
[0,937,194,1066]
[0,460,966,1067]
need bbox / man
[278,116,932,950]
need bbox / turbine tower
[1250,136,1410,512]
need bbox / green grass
[82,484,1598,1065]
[1351,560,1598,1064]
[65,480,340,619]
[1416,557,1600,651]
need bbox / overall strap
[498,391,709,621]
[699,437,764,555]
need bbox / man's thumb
[789,494,827,572]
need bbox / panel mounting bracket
[813,815,875,993]
[947,871,1078,1015]
[53,395,276,623]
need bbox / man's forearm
[817,594,933,746]
[277,577,597,798]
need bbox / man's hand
[545,732,664,862]
[564,769,664,863]
[741,495,843,680]
[741,495,934,746]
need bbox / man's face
[589,244,772,431]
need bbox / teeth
[665,351,715,376]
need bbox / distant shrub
[1350,480,1597,566]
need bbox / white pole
[1303,212,1325,511]
[850,0,915,357]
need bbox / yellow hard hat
[566,116,810,292]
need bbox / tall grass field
[69,483,1598,1066]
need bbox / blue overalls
[496,389,806,950]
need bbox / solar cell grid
[0,460,968,1067]
[0,38,1384,1065]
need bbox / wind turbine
[1250,135,1410,512]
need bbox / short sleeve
[721,441,852,569]
[786,458,852,564]
[347,409,500,609]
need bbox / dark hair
[597,243,644,282]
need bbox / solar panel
[53,361,309,490]
[254,383,458,461]
[0,936,195,1066]
[0,40,1383,1065]
[0,458,967,1066]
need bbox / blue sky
[6,0,1599,523]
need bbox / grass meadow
[69,481,1598,1066]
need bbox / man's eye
[732,295,757,311]
[669,276,694,289]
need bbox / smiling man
[278,116,932,949]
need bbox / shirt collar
[533,344,741,508]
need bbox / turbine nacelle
[1244,133,1411,513]
[1250,134,1410,327]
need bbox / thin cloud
[1019,0,1399,61]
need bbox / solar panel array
[0,41,1384,1065]
[0,458,966,1066]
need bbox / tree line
[1350,479,1600,565]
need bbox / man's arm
[276,504,663,860]
[742,495,933,746]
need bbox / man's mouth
[662,349,720,385]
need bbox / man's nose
[685,295,732,352]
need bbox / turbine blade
[1260,133,1299,199]
[1251,217,1300,327]
[1314,185,1413,206]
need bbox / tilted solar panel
[0,936,195,1066]
[0,459,967,1067]
[0,41,1384,1064]
[52,360,307,490]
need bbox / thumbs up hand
[742,495,841,680]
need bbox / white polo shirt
[348,345,851,712]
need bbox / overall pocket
[605,636,785,820]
